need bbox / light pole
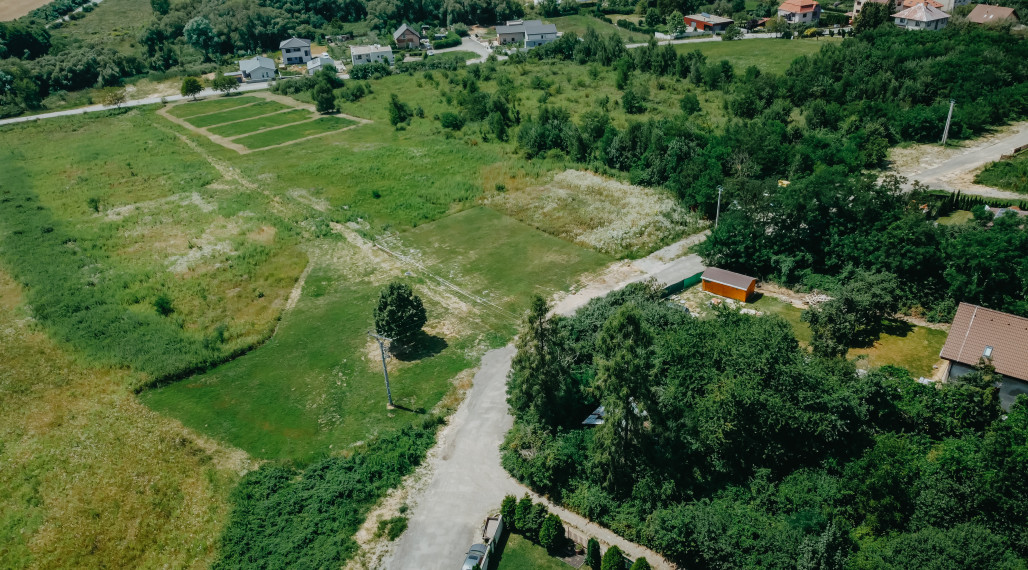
[715,185,723,228]
[941,99,955,146]
[368,331,395,409]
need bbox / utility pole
[715,185,723,228]
[368,331,395,409]
[941,99,955,146]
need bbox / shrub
[514,496,535,539]
[500,495,517,528]
[630,557,651,570]
[440,111,465,130]
[587,538,602,569]
[539,514,565,551]
[601,545,625,570]
[433,31,461,49]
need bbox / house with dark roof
[238,56,276,81]
[778,0,821,23]
[393,24,421,49]
[892,3,950,29]
[966,4,1019,25]
[701,268,757,303]
[683,13,735,32]
[280,37,312,65]
[940,303,1028,409]
[495,20,558,48]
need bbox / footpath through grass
[235,115,356,149]
[208,109,313,137]
[167,95,261,118]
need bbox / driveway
[385,236,705,570]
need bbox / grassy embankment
[549,13,650,43]
[673,37,839,75]
[975,153,1028,194]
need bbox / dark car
[461,543,488,570]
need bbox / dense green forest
[503,285,1026,568]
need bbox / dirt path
[382,234,708,570]
[157,92,371,155]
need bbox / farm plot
[167,95,261,119]
[233,116,357,150]
[185,101,291,128]
[208,109,313,137]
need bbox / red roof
[779,0,820,13]
[940,303,1028,382]
[966,4,1019,23]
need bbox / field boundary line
[204,107,308,130]
[168,98,264,120]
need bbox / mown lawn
[674,38,838,74]
[496,535,573,570]
[168,95,261,119]
[209,109,313,138]
[186,100,292,127]
[750,294,946,377]
[548,13,649,44]
[937,210,973,225]
[234,115,356,149]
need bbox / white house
[350,44,394,66]
[238,56,276,81]
[307,53,338,75]
[495,20,558,48]
[892,3,950,29]
[280,37,312,65]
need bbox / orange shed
[701,267,756,303]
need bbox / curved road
[385,240,705,570]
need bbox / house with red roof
[779,0,822,23]
[940,303,1028,409]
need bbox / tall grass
[214,417,442,568]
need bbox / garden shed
[701,267,756,302]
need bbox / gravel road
[385,242,704,570]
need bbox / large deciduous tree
[180,76,203,100]
[374,281,427,347]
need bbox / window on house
[984,346,994,358]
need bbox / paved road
[909,122,1028,191]
[386,241,704,570]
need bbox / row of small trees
[499,495,652,569]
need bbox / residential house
[683,13,735,32]
[495,19,558,48]
[238,56,276,81]
[350,44,394,66]
[701,267,757,303]
[852,0,888,17]
[307,53,337,75]
[778,0,822,23]
[892,3,950,29]
[966,4,1019,24]
[393,23,421,49]
[280,37,312,65]
[940,303,1028,409]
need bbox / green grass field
[975,154,1028,194]
[548,13,650,44]
[186,101,292,128]
[937,210,973,225]
[143,207,609,461]
[52,0,152,53]
[496,535,573,570]
[208,109,314,137]
[234,115,357,149]
[674,38,838,74]
[168,96,261,119]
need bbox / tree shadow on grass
[391,331,448,362]
[850,318,914,349]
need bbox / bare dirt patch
[0,0,51,21]
[482,169,706,257]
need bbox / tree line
[503,285,1025,568]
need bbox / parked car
[461,543,487,570]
